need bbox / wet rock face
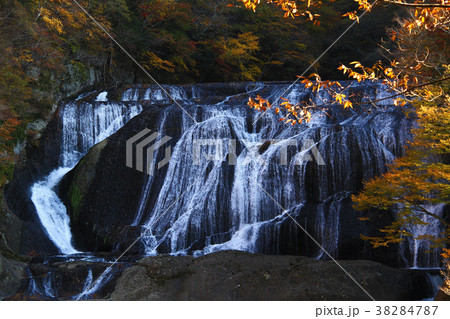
[0,252,27,300]
[59,106,184,252]
[3,108,63,255]
[110,250,431,301]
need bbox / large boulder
[0,252,27,300]
[59,106,183,252]
[110,250,432,301]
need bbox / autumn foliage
[244,0,450,296]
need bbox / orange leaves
[338,61,379,82]
[0,117,21,165]
[0,118,21,142]
[278,107,312,125]
[142,52,176,73]
[301,10,320,21]
[299,73,354,110]
[240,0,261,12]
[343,100,353,108]
[248,95,271,111]
[355,0,372,11]
[341,0,372,22]
[37,0,111,40]
[403,6,450,34]
[384,67,395,78]
[353,80,450,249]
[331,93,353,108]
[239,0,321,20]
[334,93,345,104]
[247,95,312,125]
[443,248,450,260]
[299,73,342,92]
[342,11,359,22]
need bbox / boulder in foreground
[110,250,433,301]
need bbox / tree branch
[415,204,450,228]
[383,0,450,7]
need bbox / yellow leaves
[241,0,261,12]
[247,95,312,125]
[402,7,449,34]
[331,92,353,109]
[355,0,372,11]
[240,0,324,20]
[36,0,111,40]
[337,64,350,74]
[353,86,450,249]
[213,32,261,81]
[349,61,364,69]
[339,61,379,82]
[384,67,395,78]
[334,93,345,104]
[342,11,359,23]
[142,52,176,73]
[40,7,64,34]
[339,60,401,85]
[393,98,407,107]
[17,50,34,63]
[301,10,320,21]
[343,100,353,109]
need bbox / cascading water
[30,167,78,254]
[24,85,198,299]
[399,204,446,269]
[30,98,142,254]
[125,82,417,261]
[23,82,445,300]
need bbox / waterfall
[60,101,142,167]
[399,204,446,269]
[28,82,443,269]
[30,95,143,254]
[26,271,56,299]
[21,81,447,300]
[73,267,114,300]
[30,167,79,254]
[131,82,413,260]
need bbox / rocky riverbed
[2,250,439,301]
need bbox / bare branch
[383,0,450,7]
